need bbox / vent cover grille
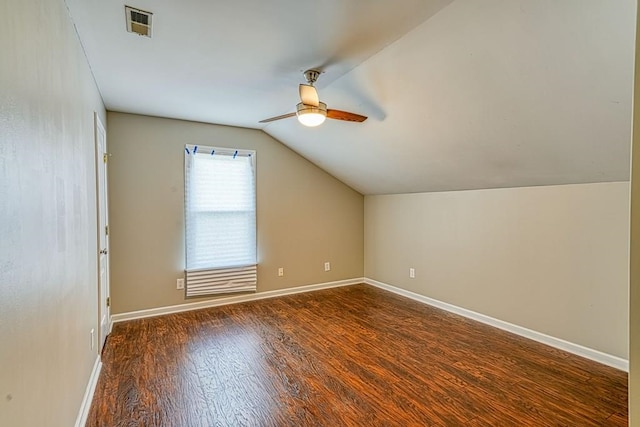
[125,6,152,38]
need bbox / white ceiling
[66,0,636,195]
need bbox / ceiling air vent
[125,6,152,38]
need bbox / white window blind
[184,145,256,297]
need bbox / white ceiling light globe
[296,102,327,127]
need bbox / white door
[95,113,111,353]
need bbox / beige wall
[0,0,106,425]
[365,182,629,358]
[106,112,364,314]
[629,3,640,424]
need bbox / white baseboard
[364,278,629,372]
[111,277,364,324]
[75,355,102,427]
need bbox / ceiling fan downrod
[304,69,321,86]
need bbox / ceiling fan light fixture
[296,102,327,127]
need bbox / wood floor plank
[87,284,628,426]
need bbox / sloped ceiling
[65,0,636,195]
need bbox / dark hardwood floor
[87,284,628,426]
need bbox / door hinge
[103,153,108,163]
[105,225,109,236]
[106,297,110,307]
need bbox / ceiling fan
[259,69,368,127]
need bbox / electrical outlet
[176,278,184,289]
[278,267,284,277]
[409,268,415,278]
[324,262,331,272]
[90,329,95,350]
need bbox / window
[184,144,256,297]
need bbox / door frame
[94,112,111,353]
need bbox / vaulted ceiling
[65,0,636,195]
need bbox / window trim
[183,144,257,297]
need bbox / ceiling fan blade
[327,109,368,123]
[299,84,319,107]
[259,112,296,123]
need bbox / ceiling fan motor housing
[297,101,327,114]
